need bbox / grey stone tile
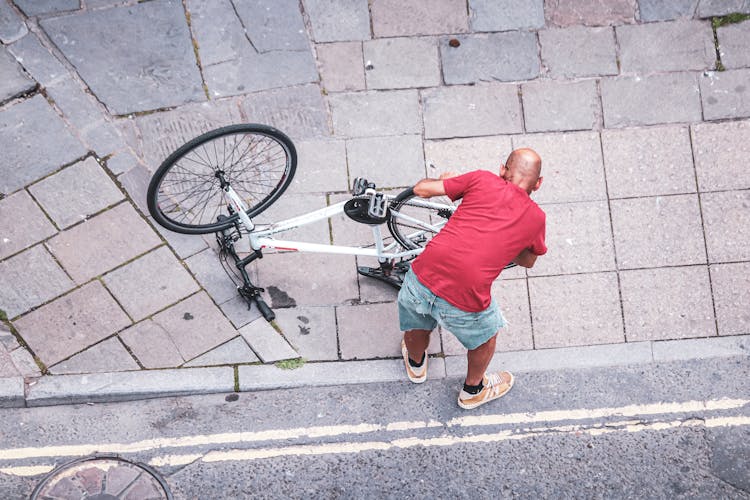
[539,26,618,79]
[0,349,20,378]
[512,131,607,204]
[7,33,67,86]
[105,150,138,176]
[81,121,127,159]
[274,306,339,361]
[0,245,74,319]
[544,0,637,26]
[0,324,20,351]
[469,0,544,31]
[234,0,309,52]
[186,248,239,305]
[305,0,370,42]
[288,138,349,194]
[529,272,624,348]
[637,0,698,21]
[440,32,540,85]
[316,42,366,93]
[0,1,28,43]
[219,294,263,329]
[253,192,331,245]
[186,0,248,67]
[700,69,750,120]
[337,302,441,359]
[238,319,298,362]
[40,1,205,115]
[117,163,151,212]
[0,376,25,408]
[620,266,715,341]
[45,77,108,134]
[15,0,79,16]
[241,84,329,140]
[422,84,523,139]
[119,320,184,369]
[149,217,208,259]
[701,190,750,262]
[617,20,715,73]
[697,0,750,17]
[257,252,360,307]
[371,0,469,37]
[0,46,34,104]
[527,201,615,276]
[692,120,750,192]
[0,190,56,260]
[611,195,706,269]
[104,246,200,321]
[710,262,750,336]
[185,336,259,366]
[152,291,237,361]
[14,281,131,366]
[601,73,702,128]
[0,95,86,195]
[49,337,138,374]
[602,126,696,198]
[9,346,41,377]
[28,157,124,229]
[363,37,440,90]
[522,80,600,133]
[718,20,750,69]
[346,135,426,189]
[330,90,421,137]
[47,203,161,284]
[424,136,513,174]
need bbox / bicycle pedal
[368,192,388,219]
[352,177,375,196]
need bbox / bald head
[501,148,543,194]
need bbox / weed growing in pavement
[275,358,306,370]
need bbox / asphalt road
[1,356,748,499]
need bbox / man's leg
[458,332,513,410]
[465,334,497,385]
[404,328,431,363]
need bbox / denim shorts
[397,269,506,350]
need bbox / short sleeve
[443,172,477,201]
[529,214,547,256]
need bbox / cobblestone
[0,46,34,104]
[637,0,699,21]
[696,0,750,17]
[0,190,56,260]
[0,1,27,43]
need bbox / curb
[1,335,748,408]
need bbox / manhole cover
[30,455,172,500]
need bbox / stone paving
[1,0,749,399]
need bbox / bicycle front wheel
[387,188,455,250]
[147,124,297,234]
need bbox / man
[398,148,546,409]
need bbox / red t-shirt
[411,170,547,312]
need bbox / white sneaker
[458,371,514,409]
[401,339,427,383]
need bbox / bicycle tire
[147,124,297,234]
[387,187,455,250]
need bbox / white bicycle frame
[224,186,452,261]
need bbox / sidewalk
[1,0,749,408]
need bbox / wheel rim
[390,195,454,249]
[153,130,292,230]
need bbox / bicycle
[146,124,508,322]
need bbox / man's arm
[413,171,459,198]
[512,248,539,268]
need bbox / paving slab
[28,157,124,229]
[0,190,56,260]
[528,272,624,348]
[40,0,205,115]
[0,376,24,408]
[9,346,40,377]
[115,162,150,212]
[696,0,750,17]
[616,20,715,73]
[701,190,750,262]
[103,246,200,322]
[0,349,20,378]
[440,32,540,85]
[521,80,600,133]
[185,337,259,366]
[469,0,544,31]
[718,19,750,69]
[7,33,67,87]
[14,281,131,367]
[544,0,636,26]
[185,248,240,305]
[152,291,237,361]
[0,94,86,195]
[620,266,716,341]
[637,0,699,21]
[610,195,707,269]
[46,202,161,284]
[346,135,426,188]
[241,84,329,139]
[149,219,208,260]
[0,46,34,104]
[700,69,750,120]
[539,26,618,79]
[186,0,248,67]
[238,319,298,362]
[424,136,512,174]
[601,73,702,128]
[14,0,79,16]
[219,295,263,329]
[49,337,139,375]
[0,245,74,319]
[363,37,440,90]
[26,366,234,406]
[316,42,366,93]
[233,0,309,52]
[692,120,750,192]
[0,1,27,43]
[305,0,370,42]
[288,138,349,194]
[602,125,697,198]
[370,0,469,37]
[80,121,127,159]
[652,336,749,361]
[330,89,421,137]
[119,320,185,369]
[512,131,607,204]
[527,201,616,276]
[0,325,20,351]
[274,306,339,361]
[710,262,750,336]
[45,76,109,134]
[422,84,523,139]
[104,150,138,176]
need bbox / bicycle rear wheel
[147,124,297,234]
[387,188,455,250]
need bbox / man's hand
[512,248,538,268]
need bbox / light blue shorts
[397,269,506,350]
